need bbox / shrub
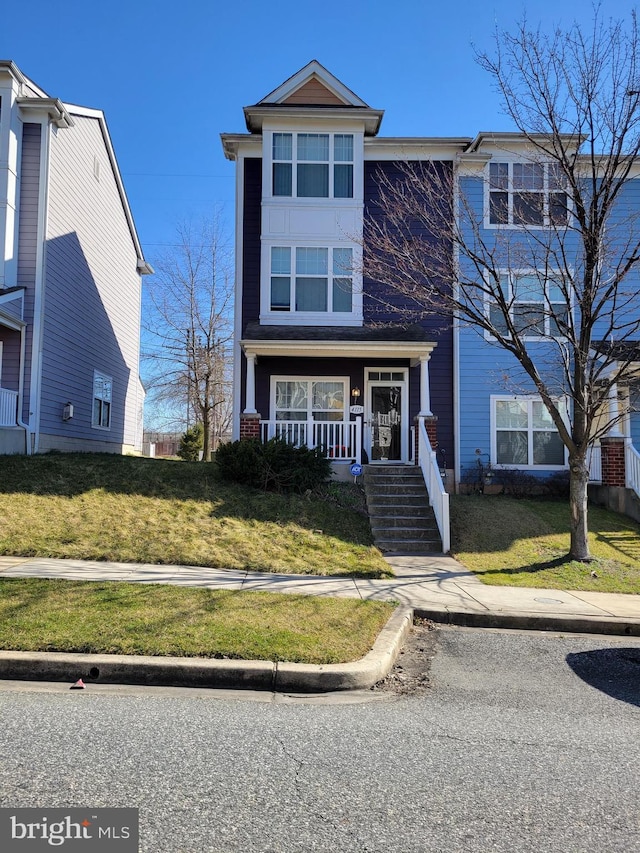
[543,470,571,498]
[178,423,204,462]
[216,438,331,493]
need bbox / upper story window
[488,272,569,338]
[488,161,568,227]
[272,133,354,199]
[270,246,353,313]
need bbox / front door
[367,375,407,462]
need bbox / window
[488,271,569,338]
[275,379,345,422]
[493,397,566,467]
[92,371,112,429]
[488,161,568,226]
[271,132,353,198]
[270,246,353,314]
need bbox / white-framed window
[491,396,567,468]
[92,371,112,429]
[273,378,346,423]
[270,245,354,314]
[271,132,354,199]
[487,160,568,227]
[487,271,569,339]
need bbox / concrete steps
[363,464,442,554]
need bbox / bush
[216,438,331,493]
[178,423,204,462]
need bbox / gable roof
[243,60,384,136]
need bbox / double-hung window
[488,272,569,338]
[488,161,568,226]
[92,371,112,429]
[275,379,345,422]
[493,397,566,467]
[270,246,353,314]
[271,133,354,198]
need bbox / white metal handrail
[260,419,361,463]
[417,417,450,553]
[0,387,18,427]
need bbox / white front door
[366,370,408,463]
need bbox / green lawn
[0,577,394,664]
[0,453,391,578]
[451,495,640,593]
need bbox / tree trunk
[568,454,591,561]
[202,407,212,462]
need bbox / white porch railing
[587,445,602,483]
[260,418,362,463]
[625,442,640,498]
[417,417,450,553]
[0,387,18,427]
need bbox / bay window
[270,246,353,314]
[271,132,354,198]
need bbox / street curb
[0,606,413,693]
[413,606,640,636]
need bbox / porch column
[607,381,623,437]
[244,353,257,414]
[418,355,432,416]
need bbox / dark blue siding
[364,161,454,466]
[242,158,262,329]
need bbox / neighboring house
[454,134,640,500]
[221,61,463,483]
[0,61,151,455]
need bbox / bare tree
[364,12,640,561]
[143,216,234,461]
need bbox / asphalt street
[0,627,639,853]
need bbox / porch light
[351,386,361,401]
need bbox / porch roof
[241,323,436,366]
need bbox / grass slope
[0,454,390,578]
[451,495,640,593]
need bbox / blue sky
[1,0,633,262]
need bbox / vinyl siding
[365,161,454,466]
[41,114,141,449]
[15,122,41,423]
[242,157,262,329]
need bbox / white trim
[482,157,571,231]
[259,61,370,108]
[489,394,568,470]
[269,374,349,424]
[260,240,363,325]
[365,367,409,463]
[483,268,571,342]
[241,339,435,365]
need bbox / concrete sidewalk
[1,553,639,691]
